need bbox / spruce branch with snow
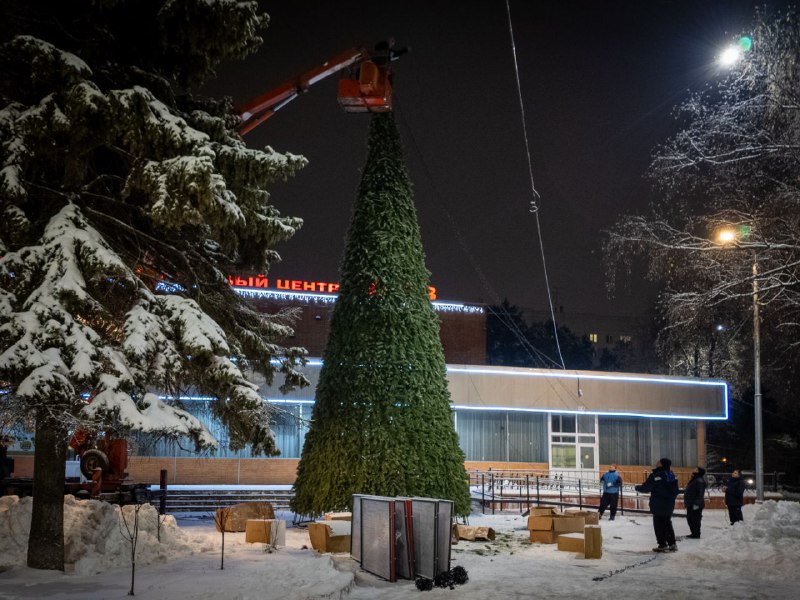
[0,0,307,570]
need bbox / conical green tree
[291,113,471,516]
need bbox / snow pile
[729,499,800,543]
[682,501,800,583]
[0,495,211,575]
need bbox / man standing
[724,469,746,525]
[598,464,622,520]
[635,457,680,553]
[683,466,707,538]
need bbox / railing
[469,470,658,516]
[155,487,294,513]
[704,471,785,492]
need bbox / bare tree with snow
[0,0,307,570]
[605,7,800,461]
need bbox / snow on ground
[0,497,798,599]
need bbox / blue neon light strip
[451,402,729,421]
[232,287,485,314]
[270,358,324,367]
[446,365,726,387]
[169,361,728,421]
[172,395,316,405]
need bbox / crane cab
[337,60,393,113]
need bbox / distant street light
[716,227,764,503]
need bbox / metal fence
[467,470,784,516]
[470,471,655,515]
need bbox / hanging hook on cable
[529,190,540,213]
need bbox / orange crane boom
[237,42,402,135]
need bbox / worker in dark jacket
[724,469,746,525]
[598,464,623,520]
[635,457,680,552]
[683,466,707,538]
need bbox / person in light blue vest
[598,464,623,520]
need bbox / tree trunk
[27,411,67,570]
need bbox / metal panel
[252,362,728,423]
[394,500,413,580]
[360,498,395,582]
[351,494,364,562]
[411,499,437,580]
[447,365,728,418]
[435,500,453,576]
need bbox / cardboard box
[527,515,555,531]
[244,519,286,546]
[307,522,351,553]
[557,533,585,553]
[584,512,599,525]
[563,509,600,525]
[454,524,496,541]
[215,501,275,532]
[553,515,586,533]
[529,507,557,517]
[323,512,352,521]
[529,530,557,544]
[584,525,603,559]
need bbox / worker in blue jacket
[598,464,623,520]
[635,457,680,553]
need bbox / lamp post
[717,228,764,503]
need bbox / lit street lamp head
[717,228,737,244]
[719,45,743,67]
[718,36,752,68]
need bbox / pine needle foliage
[0,0,307,570]
[291,113,471,517]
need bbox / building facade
[5,280,728,486]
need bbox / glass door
[579,446,596,470]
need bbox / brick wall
[7,454,33,477]
[9,455,702,489]
[465,461,549,473]
[249,296,487,364]
[125,457,301,485]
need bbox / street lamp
[719,45,743,67]
[718,36,752,68]
[716,227,764,503]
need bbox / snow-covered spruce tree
[0,1,306,570]
[290,113,471,517]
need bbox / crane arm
[237,46,371,135]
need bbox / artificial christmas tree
[291,113,471,517]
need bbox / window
[606,335,613,343]
[577,415,595,434]
[551,445,576,468]
[589,333,598,343]
[455,410,506,461]
[619,335,632,343]
[550,413,598,470]
[455,410,547,462]
[551,414,576,433]
[599,417,653,465]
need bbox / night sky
[206,0,791,318]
